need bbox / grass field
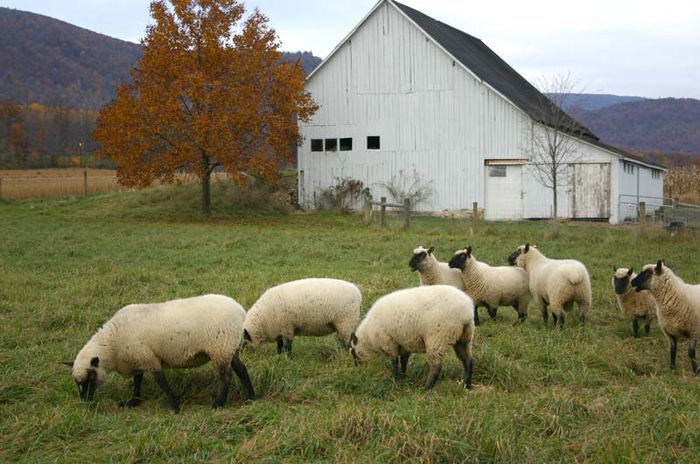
[1,184,699,462]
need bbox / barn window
[652,169,660,179]
[310,139,323,152]
[367,136,380,150]
[339,138,353,151]
[325,138,338,152]
[623,162,635,174]
[489,166,507,177]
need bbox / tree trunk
[551,177,559,234]
[202,170,212,216]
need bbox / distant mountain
[0,7,142,109]
[570,98,700,157]
[0,7,322,109]
[548,93,648,111]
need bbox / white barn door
[484,164,523,220]
[570,163,611,219]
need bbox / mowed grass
[1,184,699,462]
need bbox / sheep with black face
[65,294,255,413]
[631,261,700,374]
[508,243,591,327]
[448,245,530,322]
[612,267,657,337]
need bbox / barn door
[570,163,611,219]
[484,164,523,220]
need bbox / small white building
[297,0,666,223]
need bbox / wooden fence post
[403,198,410,231]
[472,201,478,221]
[83,169,88,196]
[0,177,3,201]
[639,201,646,228]
[362,195,372,224]
[380,197,386,228]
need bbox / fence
[361,196,481,231]
[0,169,120,200]
[617,194,668,225]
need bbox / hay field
[0,168,120,200]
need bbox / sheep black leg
[276,336,284,355]
[424,362,442,390]
[284,339,293,356]
[515,305,527,323]
[400,353,410,376]
[644,319,651,335]
[668,334,678,370]
[391,358,401,380]
[558,312,565,328]
[213,365,232,409]
[689,339,698,375]
[231,354,256,400]
[552,313,558,326]
[487,306,498,320]
[123,371,144,408]
[473,306,480,326]
[453,342,473,389]
[542,307,549,324]
[153,371,180,413]
[632,319,640,338]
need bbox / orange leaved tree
[94,0,317,214]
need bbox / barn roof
[392,1,598,141]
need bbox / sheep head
[409,246,435,272]
[448,245,472,271]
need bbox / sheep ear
[243,329,252,342]
[466,245,472,256]
[627,267,633,276]
[350,333,358,345]
[655,260,663,274]
[427,246,435,254]
[61,361,74,368]
[524,243,530,253]
[90,357,99,368]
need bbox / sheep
[448,245,531,322]
[409,246,478,324]
[508,243,591,327]
[631,261,700,374]
[64,294,255,413]
[612,267,657,337]
[243,278,361,355]
[350,285,475,390]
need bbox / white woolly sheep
[409,246,466,289]
[350,285,475,390]
[631,261,700,374]
[612,267,657,337]
[448,245,531,323]
[508,243,592,327]
[65,294,255,413]
[243,278,361,354]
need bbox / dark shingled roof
[392,1,598,141]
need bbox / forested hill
[0,7,142,109]
[570,98,700,157]
[0,7,322,109]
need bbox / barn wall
[298,1,528,211]
[616,160,665,222]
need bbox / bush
[317,177,369,212]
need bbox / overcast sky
[2,0,699,98]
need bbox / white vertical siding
[298,1,526,211]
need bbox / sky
[2,0,699,99]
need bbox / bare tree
[377,168,434,211]
[523,73,590,233]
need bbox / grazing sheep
[65,294,255,413]
[243,278,361,355]
[508,243,591,327]
[612,267,657,337]
[631,261,700,374]
[350,285,475,390]
[448,245,531,322]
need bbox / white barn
[297,0,666,223]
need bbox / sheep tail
[566,267,584,286]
